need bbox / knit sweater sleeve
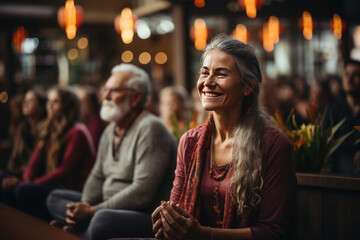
[250,130,297,239]
[93,118,176,211]
[81,124,112,204]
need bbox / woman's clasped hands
[152,201,203,240]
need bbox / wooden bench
[296,173,360,240]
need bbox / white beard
[100,98,131,122]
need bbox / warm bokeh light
[139,52,151,64]
[300,11,314,40]
[114,7,136,44]
[330,14,345,40]
[57,0,83,40]
[194,18,208,51]
[65,0,76,39]
[155,52,168,64]
[12,26,28,52]
[194,0,205,8]
[239,0,263,19]
[262,23,274,52]
[68,48,78,60]
[121,29,134,44]
[121,50,133,63]
[232,24,248,43]
[260,16,281,52]
[66,26,76,40]
[268,16,280,43]
[78,37,88,49]
[245,0,256,18]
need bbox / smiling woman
[152,34,297,240]
[197,49,248,114]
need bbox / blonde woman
[152,35,296,239]
[15,87,95,220]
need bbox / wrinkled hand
[2,176,20,190]
[159,201,202,240]
[152,202,165,239]
[66,202,94,231]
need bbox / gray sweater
[81,112,177,212]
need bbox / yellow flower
[272,107,351,172]
[299,123,315,145]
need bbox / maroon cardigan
[171,126,297,239]
[22,123,96,191]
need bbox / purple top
[23,123,96,191]
[171,126,297,239]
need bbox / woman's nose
[203,74,216,87]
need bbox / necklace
[208,129,231,227]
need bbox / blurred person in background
[276,77,310,127]
[309,79,333,116]
[275,78,296,124]
[8,93,24,141]
[0,89,47,205]
[46,63,177,240]
[75,85,107,150]
[293,76,311,124]
[15,86,96,221]
[328,74,345,101]
[152,35,296,240]
[146,87,160,117]
[259,76,279,117]
[323,59,360,174]
[159,85,189,133]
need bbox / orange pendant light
[57,0,83,40]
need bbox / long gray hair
[201,34,270,216]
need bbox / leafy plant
[271,104,352,172]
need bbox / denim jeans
[46,189,154,240]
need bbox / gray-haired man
[47,63,177,239]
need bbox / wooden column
[171,2,190,90]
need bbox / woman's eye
[217,73,226,76]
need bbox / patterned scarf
[178,114,236,228]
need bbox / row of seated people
[0,63,177,239]
[0,34,359,240]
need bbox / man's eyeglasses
[101,87,136,97]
